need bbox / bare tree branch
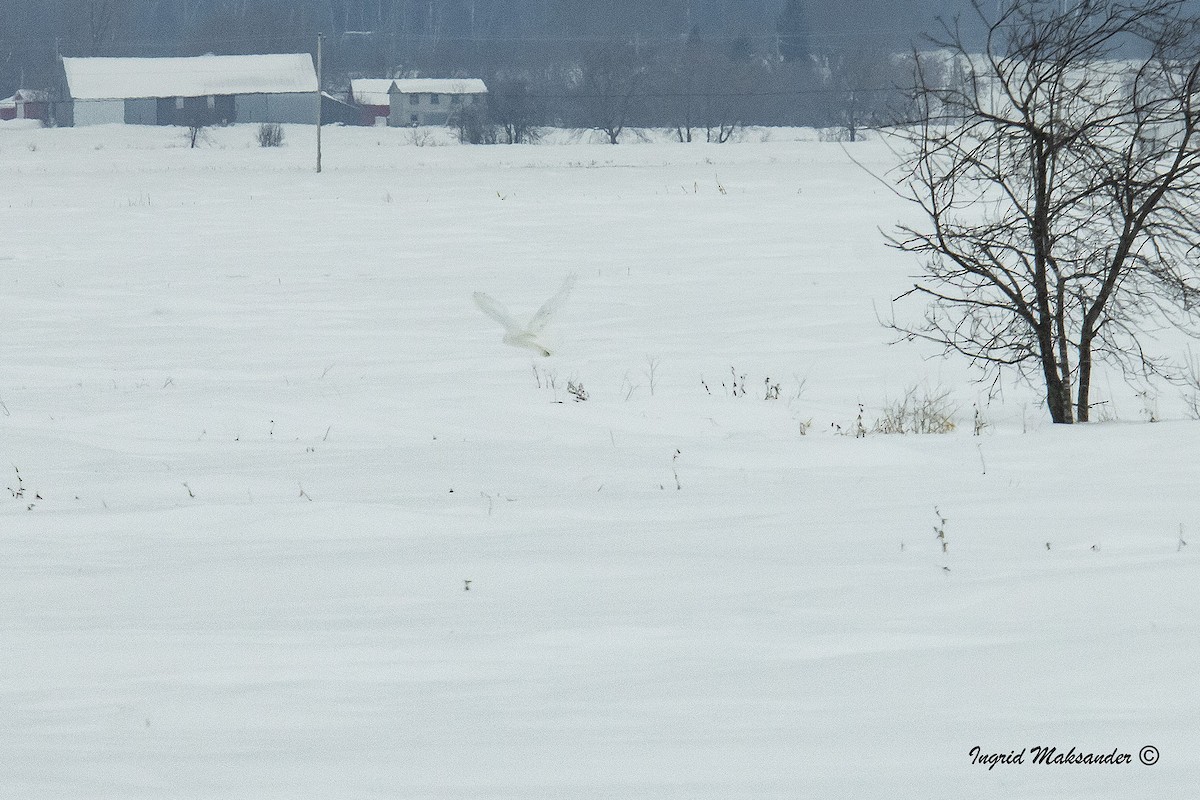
[888,0,1200,423]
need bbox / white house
[387,78,488,127]
[60,54,318,127]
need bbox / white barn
[61,54,318,127]
[387,78,487,127]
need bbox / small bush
[406,126,432,147]
[873,386,958,434]
[185,124,209,148]
[567,380,589,402]
[257,123,284,148]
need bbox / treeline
[0,0,945,131]
[471,33,914,140]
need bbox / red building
[0,89,50,123]
[349,79,394,126]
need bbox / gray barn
[60,54,318,127]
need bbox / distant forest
[1,0,966,131]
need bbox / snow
[62,55,318,101]
[350,78,397,107]
[0,118,41,130]
[350,77,489,109]
[2,89,49,106]
[391,78,489,95]
[0,123,1196,799]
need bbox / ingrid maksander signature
[969,745,1153,769]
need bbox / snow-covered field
[1,122,1197,799]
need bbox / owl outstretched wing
[473,291,523,336]
[527,273,577,335]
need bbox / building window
[410,113,418,124]
[408,94,419,106]
[430,93,440,105]
[451,95,462,105]
[175,97,184,110]
[206,95,215,109]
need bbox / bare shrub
[873,386,958,434]
[185,124,209,148]
[567,379,589,402]
[256,123,284,147]
[406,126,432,147]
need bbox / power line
[0,27,919,54]
[519,86,904,100]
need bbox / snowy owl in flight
[473,274,577,357]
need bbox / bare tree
[63,0,129,55]
[656,30,753,144]
[817,44,906,142]
[887,0,1200,423]
[451,102,497,144]
[488,75,542,144]
[575,39,647,144]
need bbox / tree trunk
[1039,333,1074,423]
[1076,333,1094,422]
[847,91,857,142]
[1045,376,1073,422]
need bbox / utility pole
[316,32,324,174]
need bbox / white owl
[473,274,576,357]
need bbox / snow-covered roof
[11,89,49,103]
[389,78,487,96]
[63,54,317,101]
[349,79,396,107]
[1,89,48,107]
